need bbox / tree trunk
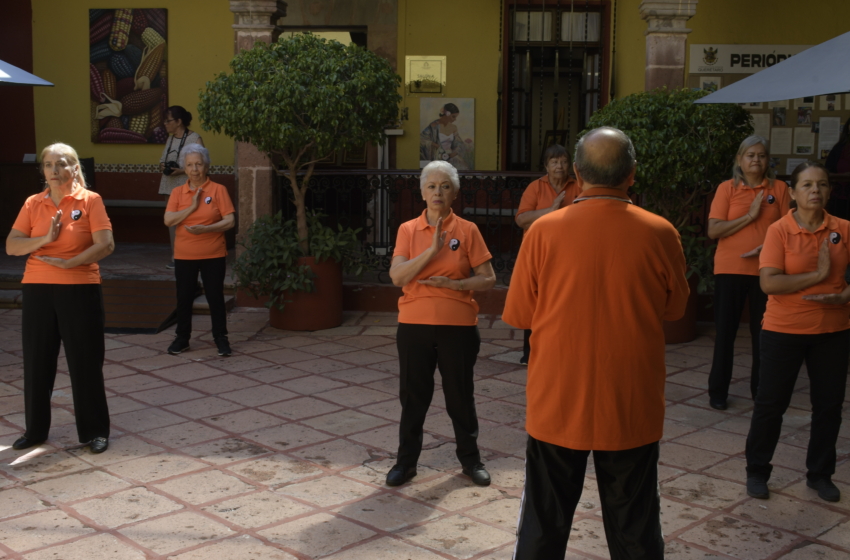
[286,163,309,255]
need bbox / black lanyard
[573,195,633,204]
[166,130,190,160]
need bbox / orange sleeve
[516,180,540,216]
[777,180,792,214]
[759,224,786,271]
[503,226,539,329]
[466,223,492,269]
[11,199,33,235]
[88,195,112,232]
[662,227,690,321]
[393,222,412,259]
[216,185,235,216]
[708,182,731,221]
[166,188,180,212]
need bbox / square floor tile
[204,409,285,433]
[0,509,94,552]
[290,439,372,471]
[23,533,147,560]
[277,475,376,507]
[117,511,234,555]
[154,470,255,504]
[144,421,228,448]
[301,409,390,436]
[678,515,796,559]
[260,396,342,420]
[399,474,503,511]
[166,536,297,560]
[257,512,376,558]
[220,385,298,407]
[71,487,183,528]
[27,469,131,503]
[202,491,315,529]
[106,454,207,483]
[183,437,271,465]
[335,492,441,531]
[398,514,513,559]
[228,454,323,487]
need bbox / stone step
[193,293,236,315]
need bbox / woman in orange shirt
[386,160,497,487]
[514,144,581,365]
[5,143,114,453]
[707,136,791,410]
[746,162,849,503]
[164,144,235,357]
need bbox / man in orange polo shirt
[504,127,689,559]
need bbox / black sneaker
[167,338,190,355]
[519,355,528,365]
[215,337,232,357]
[166,260,175,270]
[746,477,769,499]
[807,478,840,502]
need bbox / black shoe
[519,355,528,365]
[215,337,232,357]
[12,436,45,450]
[166,261,175,270]
[709,398,727,411]
[807,478,840,502]
[462,463,491,486]
[89,437,108,454]
[746,477,769,499]
[386,464,417,487]
[167,338,190,355]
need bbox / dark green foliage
[585,88,754,293]
[233,212,371,311]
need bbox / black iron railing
[275,169,542,284]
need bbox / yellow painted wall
[395,0,501,170]
[612,0,850,99]
[31,0,235,165]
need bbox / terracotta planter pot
[663,274,699,344]
[269,257,343,331]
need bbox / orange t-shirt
[12,187,112,284]
[516,175,581,219]
[760,210,850,334]
[166,179,235,260]
[503,188,690,451]
[709,178,791,275]
[393,209,492,326]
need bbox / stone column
[639,0,698,91]
[229,0,286,236]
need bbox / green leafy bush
[585,88,753,293]
[233,212,370,311]
[198,33,401,253]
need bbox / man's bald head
[574,127,636,189]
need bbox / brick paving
[0,308,848,559]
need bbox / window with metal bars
[500,1,610,171]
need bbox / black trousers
[175,257,228,340]
[514,436,663,560]
[522,329,531,361]
[746,329,849,482]
[709,273,767,401]
[396,323,481,467]
[22,284,110,443]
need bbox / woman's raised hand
[430,216,447,254]
[816,239,831,281]
[190,187,203,210]
[747,191,764,221]
[43,210,62,244]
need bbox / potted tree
[585,88,753,342]
[198,33,401,330]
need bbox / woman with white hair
[163,144,235,357]
[386,160,497,487]
[706,135,791,410]
[6,142,114,453]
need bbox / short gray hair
[178,143,210,168]
[732,135,775,186]
[420,160,460,192]
[574,127,636,187]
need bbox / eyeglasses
[164,119,176,124]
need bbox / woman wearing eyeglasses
[159,106,203,269]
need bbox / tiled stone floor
[0,308,849,559]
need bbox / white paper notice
[768,100,788,109]
[819,116,841,159]
[793,127,815,155]
[786,158,809,175]
[752,113,771,140]
[771,128,793,154]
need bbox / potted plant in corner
[585,88,753,343]
[198,33,401,330]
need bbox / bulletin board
[687,73,850,177]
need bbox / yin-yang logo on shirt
[204,196,212,204]
[830,232,841,244]
[71,209,82,221]
[767,194,775,204]
[450,239,460,251]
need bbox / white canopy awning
[0,59,53,87]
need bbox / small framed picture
[342,144,367,166]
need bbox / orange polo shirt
[516,175,581,219]
[12,187,112,284]
[760,210,850,334]
[393,209,492,326]
[503,188,689,451]
[709,178,791,275]
[166,179,235,260]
